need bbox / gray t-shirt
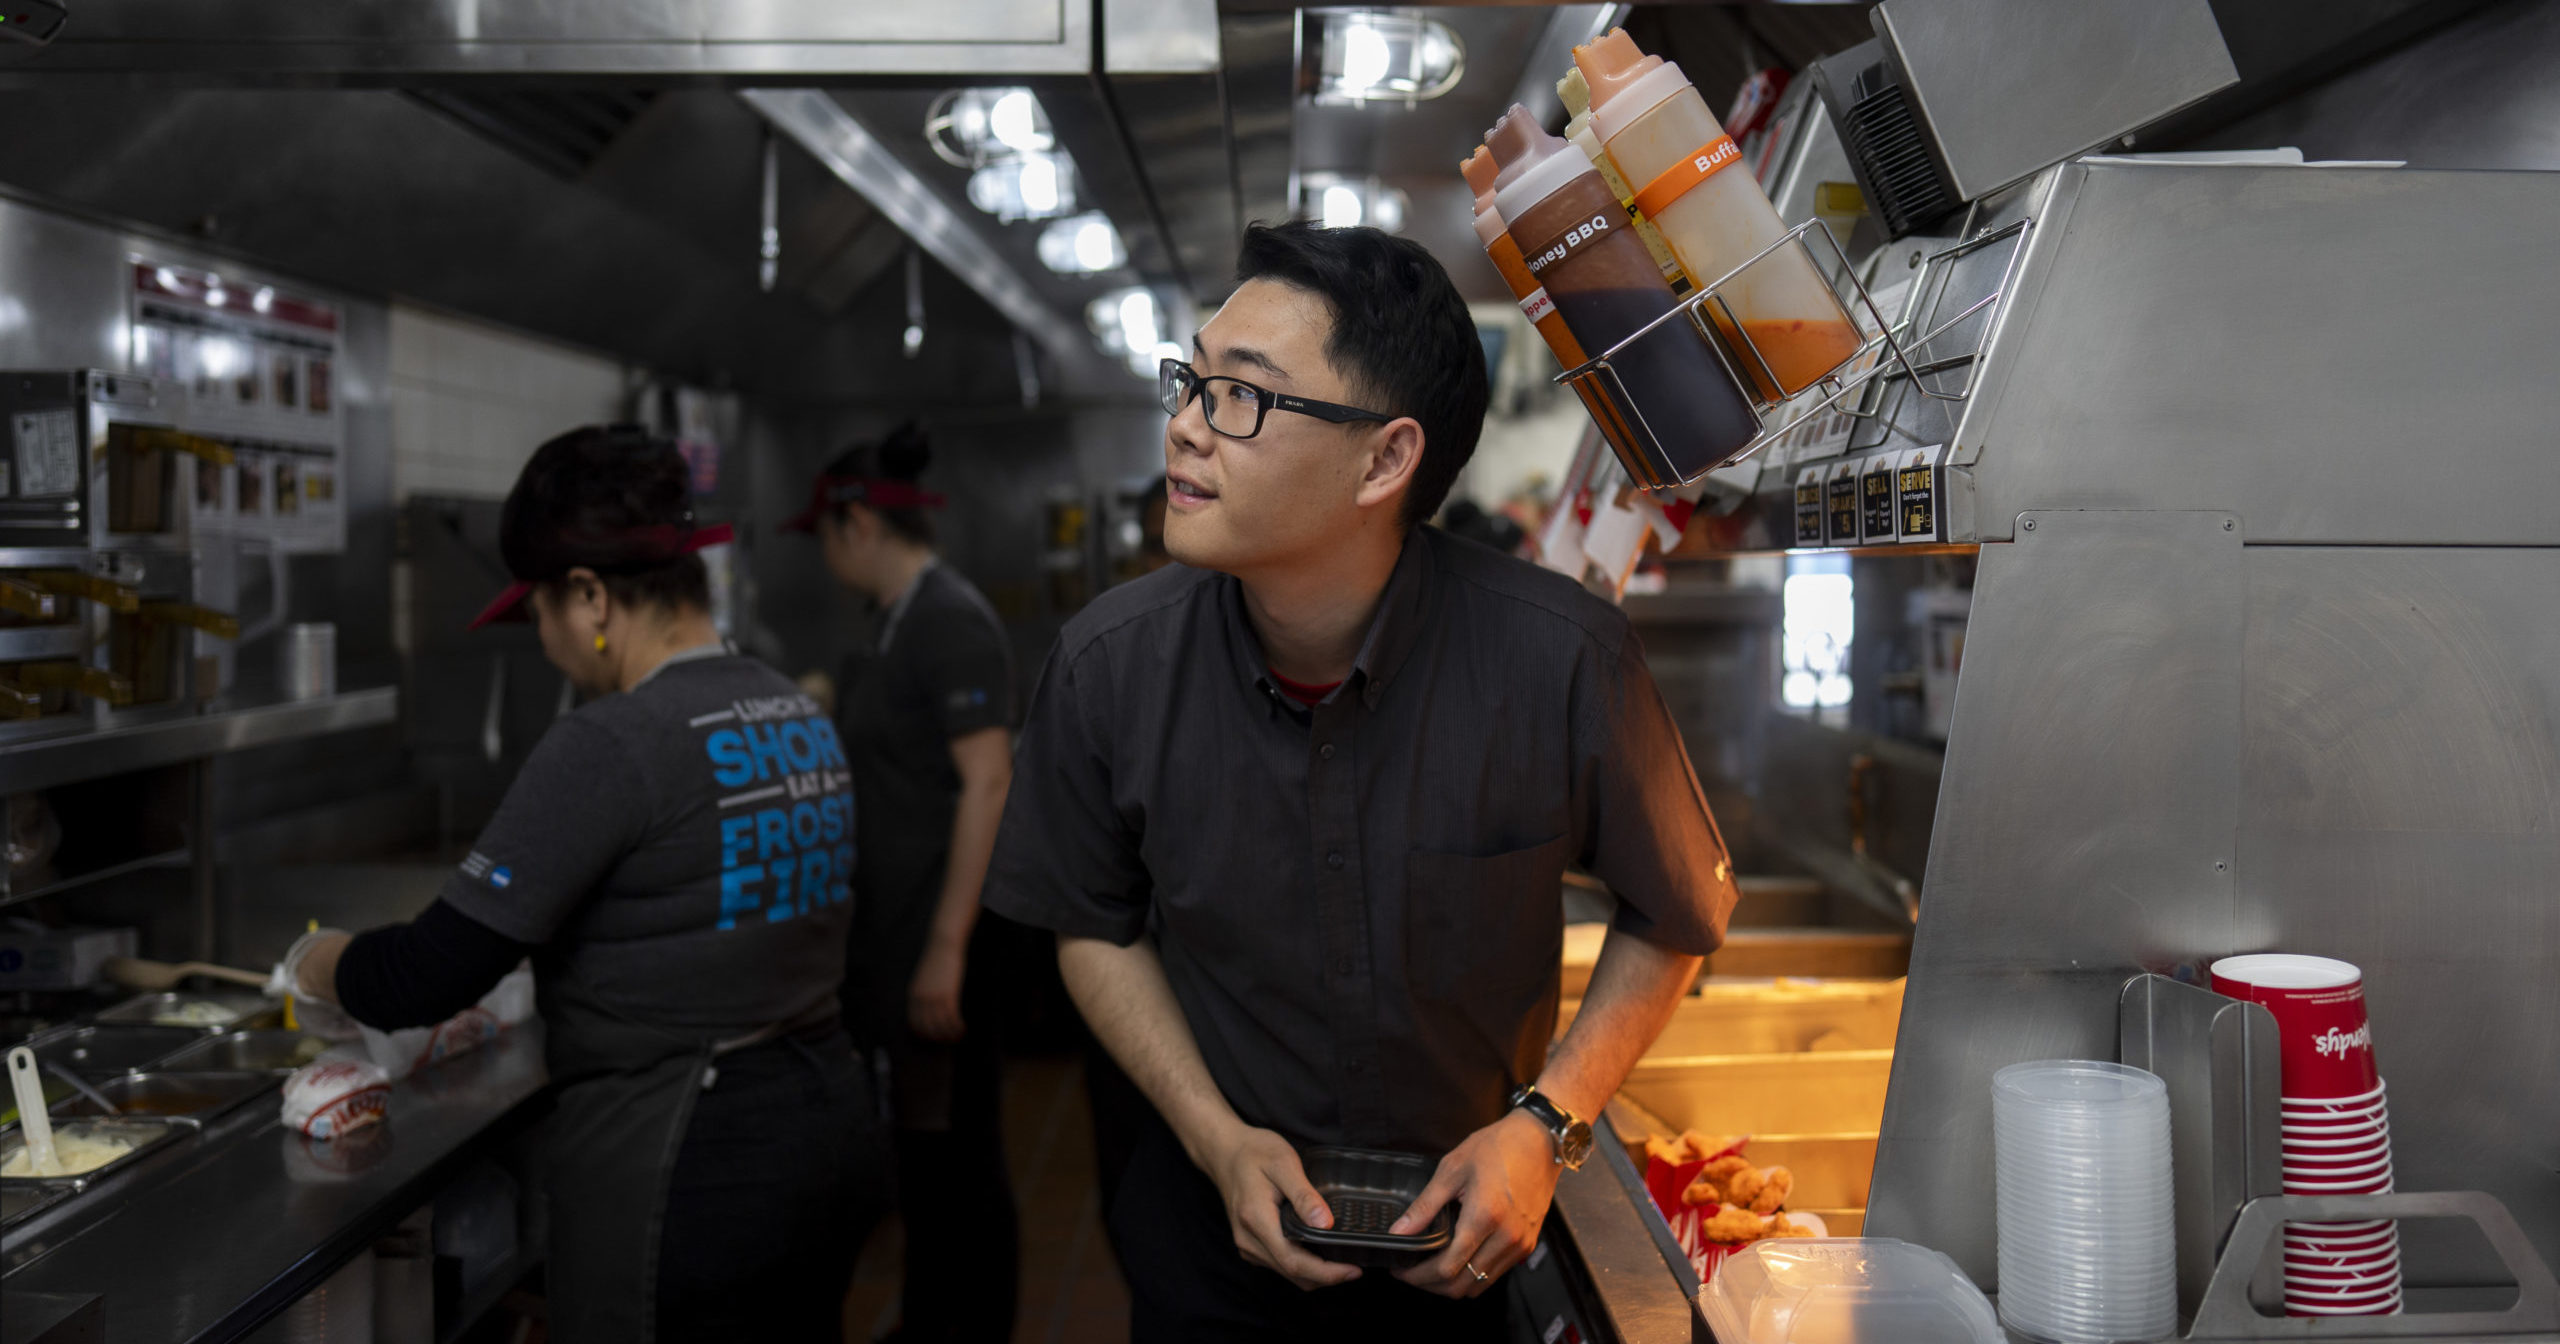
[440,652,857,1040]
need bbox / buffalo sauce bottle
[1577,28,1862,402]
[1486,104,1757,484]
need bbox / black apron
[537,980,836,1344]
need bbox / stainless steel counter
[0,686,399,794]
[1,1027,547,1344]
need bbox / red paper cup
[2281,1080,2387,1111]
[2287,1284,2403,1309]
[2283,1098,2389,1125]
[2283,1119,2388,1144]
[2287,1225,2397,1251]
[2285,1151,2392,1177]
[2213,954,2380,1098]
[2287,1249,2401,1275]
[2285,1176,2395,1198]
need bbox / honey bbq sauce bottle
[1460,145,1642,474]
[1486,103,1758,484]
[1576,28,1862,403]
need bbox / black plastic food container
[1278,1146,1454,1268]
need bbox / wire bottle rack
[1553,213,2035,489]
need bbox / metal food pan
[28,1025,200,1075]
[0,1117,189,1191]
[1,1179,74,1228]
[94,991,279,1033]
[51,1071,276,1124]
[1619,1049,1894,1137]
[155,1029,331,1074]
[1560,979,1906,1056]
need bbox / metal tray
[93,991,279,1033]
[1,1179,73,1228]
[27,1025,200,1075]
[154,1029,331,1075]
[0,1117,188,1191]
[1278,1146,1454,1269]
[51,1071,276,1124]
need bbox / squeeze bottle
[1576,28,1861,402]
[1559,66,1688,292]
[1486,104,1758,483]
[1461,147,1636,457]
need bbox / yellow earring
[593,634,608,653]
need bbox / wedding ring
[1467,1260,1489,1283]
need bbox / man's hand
[1200,1123,1363,1291]
[1390,1110,1561,1298]
[906,936,967,1043]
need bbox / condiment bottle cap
[1460,145,1499,211]
[1575,28,1694,143]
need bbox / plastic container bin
[1277,1146,1455,1268]
[1700,1238,2001,1344]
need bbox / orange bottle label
[1630,134,1742,221]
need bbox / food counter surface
[2,1027,547,1344]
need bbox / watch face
[1560,1120,1594,1168]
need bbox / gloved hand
[267,926,348,999]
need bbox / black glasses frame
[1159,358,1393,440]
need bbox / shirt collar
[1221,528,1434,714]
[879,557,939,652]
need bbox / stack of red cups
[2210,954,2400,1317]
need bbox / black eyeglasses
[1159,358,1393,440]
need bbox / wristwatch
[1508,1084,1594,1169]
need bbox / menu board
[129,261,346,554]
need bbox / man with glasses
[984,221,1738,1340]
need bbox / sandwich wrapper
[280,965,535,1138]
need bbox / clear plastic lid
[1700,1239,2002,1344]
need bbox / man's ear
[1355,417,1426,515]
[561,566,612,627]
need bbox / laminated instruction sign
[129,261,346,554]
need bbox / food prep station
[2,995,546,1344]
[1,0,2557,1340]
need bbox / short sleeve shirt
[439,652,857,1044]
[838,563,1014,1040]
[982,527,1739,1154]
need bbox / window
[1781,553,1853,715]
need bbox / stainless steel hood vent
[406,89,659,180]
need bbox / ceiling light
[926,87,1055,168]
[1297,173,1409,233]
[251,287,275,315]
[1316,11,1465,106]
[1038,212,1127,275]
[966,151,1079,222]
[1089,287,1171,378]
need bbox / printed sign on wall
[129,261,346,554]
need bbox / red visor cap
[777,477,949,534]
[466,522,736,631]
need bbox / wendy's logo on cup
[2313,1023,2372,1059]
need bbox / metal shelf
[0,685,398,792]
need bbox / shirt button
[1325,851,1344,870]
[1318,743,1335,760]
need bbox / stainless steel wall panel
[1956,161,2560,547]
[2236,546,2560,1284]
[1869,510,2247,1289]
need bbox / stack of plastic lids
[1992,1061,2177,1344]
[1700,1238,2001,1344]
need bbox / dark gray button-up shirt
[984,527,1737,1154]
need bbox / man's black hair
[1233,221,1490,529]
[821,421,935,546]
[501,424,711,614]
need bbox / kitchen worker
[273,426,885,1344]
[983,220,1740,1340]
[780,423,1020,1344]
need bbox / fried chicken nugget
[1685,1155,1751,1205]
[1645,1134,1687,1167]
[1768,1213,1818,1239]
[1681,1174,1722,1206]
[1724,1164,1768,1209]
[1748,1165,1794,1216]
[1703,1205,1770,1245]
